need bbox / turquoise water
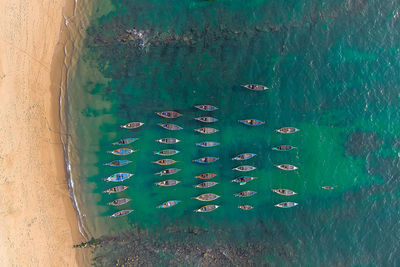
[67,0,400,265]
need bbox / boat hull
[275,164,298,171]
[120,122,144,129]
[231,176,257,185]
[105,173,133,182]
[232,165,256,172]
[234,190,257,197]
[196,141,220,148]
[195,173,217,179]
[272,189,297,196]
[156,111,182,119]
[274,202,298,208]
[194,104,218,111]
[154,149,180,156]
[155,168,181,176]
[156,138,180,144]
[194,205,220,213]
[238,205,254,210]
[108,198,131,206]
[110,209,133,217]
[194,181,218,188]
[112,138,138,145]
[193,193,220,201]
[194,127,219,134]
[232,153,256,160]
[158,123,183,131]
[272,145,296,151]
[241,84,268,91]
[152,159,177,165]
[104,160,132,167]
[157,200,181,208]
[108,148,135,155]
[155,179,181,187]
[239,119,265,126]
[195,117,218,123]
[275,127,300,134]
[193,157,219,164]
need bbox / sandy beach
[0,0,85,266]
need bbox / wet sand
[0,0,85,265]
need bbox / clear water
[67,0,400,265]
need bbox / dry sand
[0,0,86,266]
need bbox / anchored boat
[196,141,220,148]
[110,209,133,218]
[158,123,183,131]
[112,137,138,145]
[156,138,180,144]
[194,104,218,111]
[194,204,219,213]
[241,84,269,91]
[275,164,298,171]
[103,185,128,194]
[154,149,180,156]
[120,122,144,129]
[107,148,135,156]
[155,179,181,187]
[238,205,254,210]
[103,160,132,167]
[194,127,219,134]
[155,168,181,176]
[232,165,256,172]
[272,189,297,196]
[195,117,218,123]
[108,198,131,206]
[275,202,298,208]
[272,145,296,151]
[105,173,133,182]
[232,153,256,160]
[192,193,220,202]
[152,159,177,166]
[193,156,219,164]
[195,173,217,180]
[322,186,336,190]
[234,190,257,198]
[156,111,182,119]
[275,127,300,134]
[231,176,257,185]
[157,200,181,208]
[194,181,218,188]
[239,119,265,126]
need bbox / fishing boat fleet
[103,84,335,217]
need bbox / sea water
[66,0,400,265]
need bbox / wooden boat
[239,119,265,126]
[193,156,219,164]
[155,179,181,187]
[103,185,128,194]
[322,186,336,190]
[234,190,257,198]
[105,173,133,182]
[232,165,256,172]
[120,122,144,129]
[194,127,219,134]
[194,181,218,188]
[272,145,296,151]
[272,189,297,196]
[275,127,300,134]
[157,200,181,208]
[194,104,218,111]
[241,84,268,91]
[110,209,133,218]
[155,168,181,176]
[275,164,298,171]
[156,111,182,119]
[154,149,180,156]
[274,202,298,208]
[108,198,131,206]
[103,160,132,167]
[196,141,220,148]
[156,138,180,144]
[195,173,217,180]
[238,205,254,210]
[158,123,183,131]
[194,204,219,213]
[231,176,257,185]
[107,148,135,156]
[152,159,177,166]
[232,153,256,161]
[112,137,138,145]
[192,193,220,202]
[195,116,218,123]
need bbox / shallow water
[67,0,400,265]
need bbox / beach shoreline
[0,0,88,265]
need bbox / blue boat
[105,173,133,182]
[103,160,132,167]
[112,138,138,145]
[193,157,219,164]
[194,104,218,111]
[154,149,180,156]
[194,117,218,123]
[157,200,181,208]
[239,119,265,126]
[107,148,135,155]
[232,153,256,160]
[196,141,220,148]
